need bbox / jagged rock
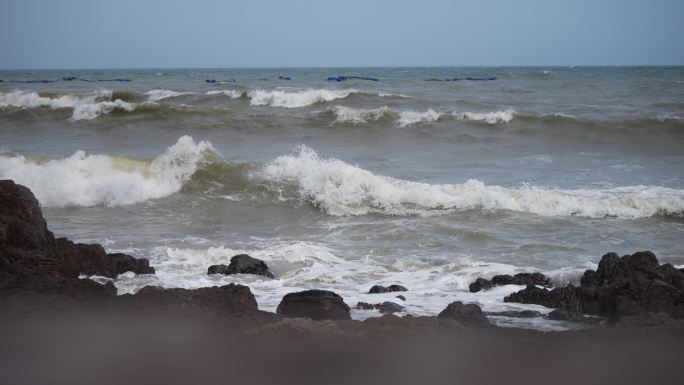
[505,251,684,322]
[356,301,405,314]
[276,290,351,320]
[209,254,274,278]
[469,272,551,293]
[368,284,408,294]
[469,278,494,293]
[55,239,154,278]
[437,301,490,327]
[0,179,154,292]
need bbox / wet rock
[505,251,684,322]
[504,285,583,318]
[469,278,494,293]
[368,284,408,294]
[0,180,153,292]
[277,290,351,320]
[55,238,155,278]
[355,301,405,314]
[547,309,602,324]
[208,264,230,275]
[120,284,259,314]
[437,301,490,327]
[469,272,551,293]
[211,254,274,278]
[395,295,406,301]
[486,310,543,318]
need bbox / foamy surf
[247,88,360,108]
[2,137,683,218]
[108,241,574,330]
[0,90,137,121]
[0,135,217,207]
[327,106,516,126]
[145,89,194,101]
[331,105,393,124]
[260,145,684,218]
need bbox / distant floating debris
[0,76,131,83]
[278,75,292,80]
[205,79,237,84]
[424,76,497,82]
[327,76,379,82]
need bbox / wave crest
[0,90,137,121]
[0,135,216,207]
[247,88,359,108]
[261,145,684,218]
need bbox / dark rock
[389,284,408,292]
[208,264,230,275]
[368,284,408,294]
[486,310,543,318]
[504,285,583,318]
[119,284,259,314]
[0,179,154,293]
[54,238,155,278]
[547,309,602,324]
[276,290,351,320]
[437,301,490,327]
[215,254,274,278]
[355,301,405,314]
[469,278,494,293]
[107,253,155,275]
[505,251,684,322]
[395,295,406,301]
[470,272,551,293]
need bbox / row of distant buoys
[327,76,379,82]
[202,75,498,84]
[0,74,497,85]
[0,76,131,83]
[204,75,381,83]
[424,76,497,81]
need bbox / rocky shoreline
[2,179,684,384]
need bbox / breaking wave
[260,145,684,218]
[0,90,138,121]
[325,106,515,126]
[145,89,194,101]
[246,88,360,108]
[0,136,217,207]
[331,105,393,124]
[2,138,683,218]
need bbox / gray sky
[1,0,683,69]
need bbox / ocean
[1,66,683,330]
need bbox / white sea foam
[247,88,359,108]
[331,105,391,124]
[0,135,216,207]
[71,99,137,121]
[110,241,569,329]
[0,90,137,121]
[397,109,443,126]
[452,109,515,124]
[205,90,243,98]
[330,106,515,126]
[260,145,684,218]
[145,89,193,101]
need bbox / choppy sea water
[2,67,683,330]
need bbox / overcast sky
[1,0,683,69]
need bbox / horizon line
[1,64,684,71]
